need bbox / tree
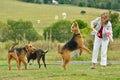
[106,1,111,9]
[0,21,10,42]
[43,0,52,4]
[70,0,79,5]
[111,2,120,9]
[87,0,96,7]
[109,12,119,28]
[109,12,120,38]
[43,20,72,42]
[19,0,42,4]
[78,1,86,7]
[7,19,40,41]
[113,23,120,38]
[58,0,70,4]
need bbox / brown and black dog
[7,42,35,70]
[58,22,92,70]
[27,49,48,69]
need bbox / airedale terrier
[7,42,35,70]
[58,22,92,70]
[27,49,48,69]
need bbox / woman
[90,12,113,69]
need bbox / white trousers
[92,35,109,66]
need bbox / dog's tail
[44,49,48,54]
[57,44,62,54]
[9,42,19,52]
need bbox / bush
[110,12,119,28]
[113,23,120,38]
[73,19,87,29]
[6,19,41,41]
[0,21,9,42]
[4,40,14,50]
[80,10,86,14]
[43,20,72,42]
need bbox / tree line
[19,0,120,10]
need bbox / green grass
[0,64,120,80]
[0,1,120,79]
[0,49,119,79]
[0,43,120,80]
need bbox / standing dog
[58,22,92,70]
[27,49,48,69]
[7,42,35,70]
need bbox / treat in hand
[105,29,113,42]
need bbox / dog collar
[74,33,81,37]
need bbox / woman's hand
[90,24,97,32]
[105,30,111,36]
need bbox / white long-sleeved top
[90,17,113,40]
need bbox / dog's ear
[28,41,30,44]
[26,41,30,44]
[25,40,30,45]
[74,22,78,27]
[45,49,48,53]
[13,41,19,45]
[74,21,78,24]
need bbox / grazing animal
[58,22,92,70]
[7,42,35,70]
[27,49,48,69]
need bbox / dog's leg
[42,55,46,69]
[8,54,12,70]
[21,58,27,70]
[12,53,20,70]
[79,48,83,56]
[62,50,70,70]
[37,57,41,69]
[31,59,35,69]
[27,58,30,69]
[15,58,20,70]
[19,60,21,69]
[82,45,92,54]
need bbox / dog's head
[71,22,80,34]
[25,43,35,53]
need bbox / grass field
[0,0,120,80]
[0,63,120,80]
[0,49,120,80]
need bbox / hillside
[0,0,119,35]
